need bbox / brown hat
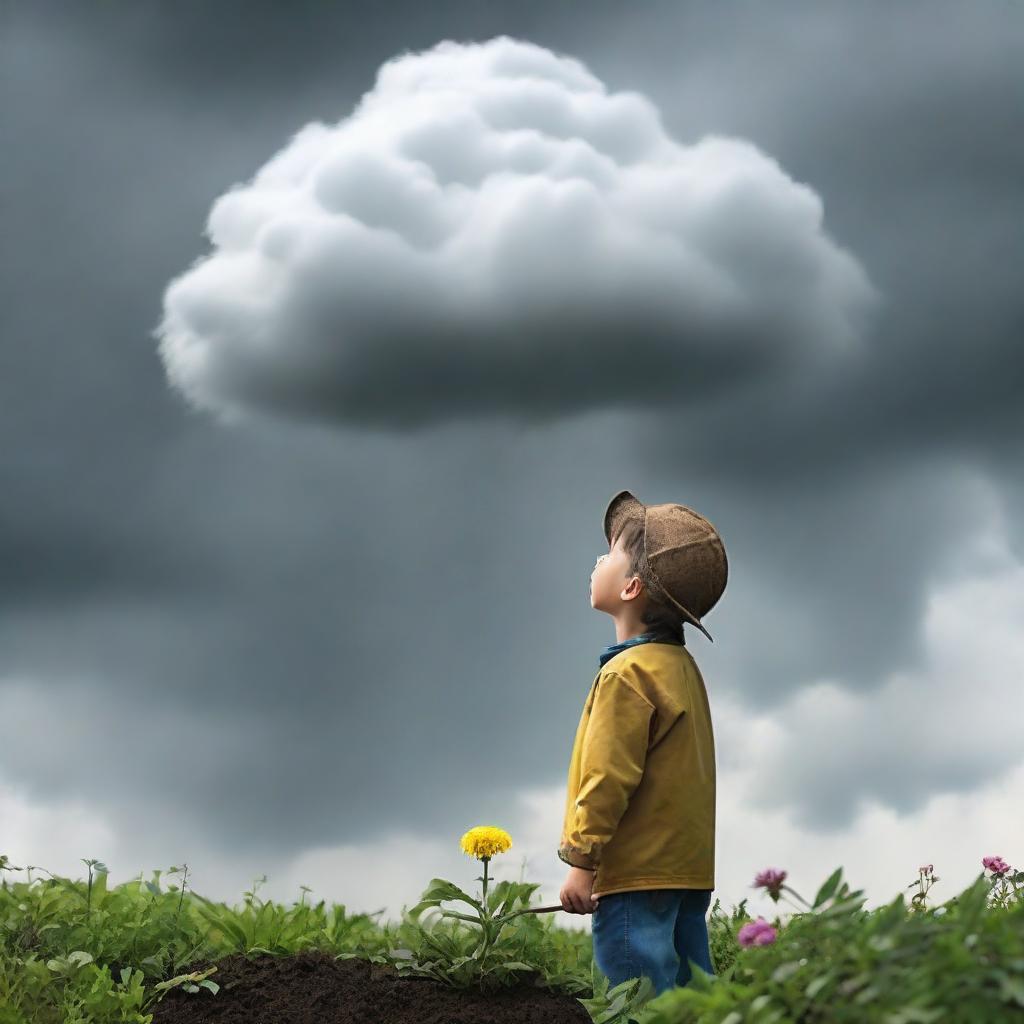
[603,489,728,643]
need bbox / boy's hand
[560,865,600,914]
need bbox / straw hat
[603,489,728,643]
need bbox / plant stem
[478,857,493,966]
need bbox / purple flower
[738,917,777,948]
[753,867,788,901]
[982,855,1011,876]
[919,864,934,875]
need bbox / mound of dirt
[146,947,594,1024]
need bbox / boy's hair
[614,518,685,644]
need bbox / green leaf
[770,961,802,983]
[438,909,481,925]
[889,1009,945,1023]
[813,867,844,909]
[407,878,483,920]
[1000,975,1024,1007]
[839,971,871,995]
[818,893,868,920]
[88,869,109,908]
[219,917,249,949]
[854,984,881,1005]
[805,974,831,998]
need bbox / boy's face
[589,532,641,609]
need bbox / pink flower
[982,855,1011,876]
[919,864,934,875]
[738,917,777,948]
[753,867,788,901]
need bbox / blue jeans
[591,888,715,996]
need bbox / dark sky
[2,0,1022,923]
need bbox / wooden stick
[520,903,563,913]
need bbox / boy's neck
[613,617,652,644]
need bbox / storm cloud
[153,36,876,430]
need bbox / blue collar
[599,627,684,667]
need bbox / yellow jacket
[558,640,716,896]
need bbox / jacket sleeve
[557,672,655,870]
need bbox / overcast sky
[2,0,1022,929]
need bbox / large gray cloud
[153,36,876,430]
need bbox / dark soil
[145,948,594,1024]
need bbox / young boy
[558,489,728,996]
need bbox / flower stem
[781,885,812,909]
[478,857,493,965]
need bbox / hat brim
[656,588,716,644]
[603,490,645,545]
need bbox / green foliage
[372,874,595,994]
[0,852,1021,1023]
[631,869,1024,1024]
[0,856,392,1022]
[578,968,659,1023]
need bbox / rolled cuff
[558,843,599,870]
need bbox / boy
[558,489,728,996]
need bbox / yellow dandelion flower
[460,825,513,860]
